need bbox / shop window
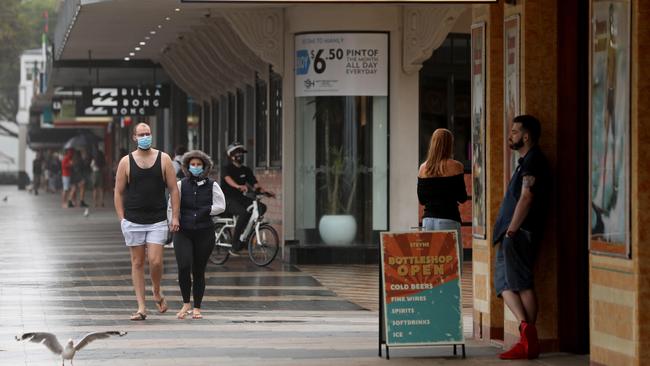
[269,70,282,167]
[228,92,236,143]
[219,95,228,164]
[211,98,220,165]
[432,38,452,65]
[419,33,471,170]
[453,37,469,65]
[255,73,268,168]
[244,84,255,168]
[236,88,244,142]
[187,97,200,151]
[202,102,211,155]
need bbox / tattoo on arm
[522,175,536,189]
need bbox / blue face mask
[189,166,204,177]
[137,135,152,150]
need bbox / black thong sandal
[130,312,147,321]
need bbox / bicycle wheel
[248,224,280,266]
[210,225,232,265]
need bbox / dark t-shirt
[492,145,550,244]
[417,174,468,222]
[221,163,257,201]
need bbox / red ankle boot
[522,321,540,359]
[499,342,527,359]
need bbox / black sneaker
[67,200,75,208]
[80,201,89,208]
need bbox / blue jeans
[422,217,463,274]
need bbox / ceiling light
[139,41,146,46]
[165,17,171,21]
[124,57,130,61]
[150,30,156,35]
[145,36,150,40]
[175,8,180,12]
[157,24,162,29]
[129,52,135,56]
[135,47,141,51]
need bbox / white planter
[318,214,357,245]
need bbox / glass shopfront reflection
[295,95,387,245]
[294,32,389,246]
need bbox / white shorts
[120,219,168,246]
[62,176,71,191]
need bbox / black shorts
[494,229,538,297]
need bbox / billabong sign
[78,85,169,116]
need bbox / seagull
[16,331,127,366]
[83,208,90,217]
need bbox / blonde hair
[423,128,454,177]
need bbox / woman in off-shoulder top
[417,128,468,270]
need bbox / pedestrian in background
[61,148,74,208]
[417,128,467,271]
[42,150,53,193]
[91,150,106,207]
[114,122,180,321]
[78,149,92,207]
[172,145,187,180]
[49,152,61,193]
[32,152,43,195]
[68,150,84,207]
[169,150,225,319]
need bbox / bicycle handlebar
[243,190,275,200]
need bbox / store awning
[27,127,88,150]
[54,0,282,102]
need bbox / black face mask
[232,154,244,164]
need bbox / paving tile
[0,186,589,365]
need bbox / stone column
[635,1,650,364]
[591,1,650,365]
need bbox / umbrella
[63,134,99,150]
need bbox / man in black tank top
[114,122,180,321]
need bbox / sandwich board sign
[379,230,464,350]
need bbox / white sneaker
[228,250,241,257]
[164,243,174,249]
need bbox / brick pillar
[635,3,650,366]
[471,2,504,342]
[590,1,650,365]
[499,0,560,352]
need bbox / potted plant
[312,97,359,245]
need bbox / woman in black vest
[170,150,225,319]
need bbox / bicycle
[209,190,280,266]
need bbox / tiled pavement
[0,186,587,365]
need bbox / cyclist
[221,142,274,255]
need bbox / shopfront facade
[49,0,650,364]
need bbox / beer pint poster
[380,231,463,346]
